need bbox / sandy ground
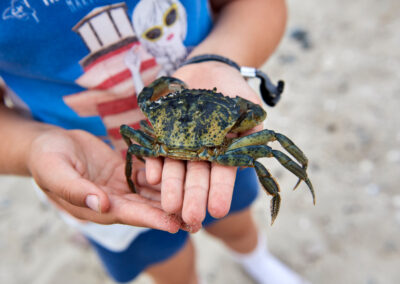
[1,0,399,283]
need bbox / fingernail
[181,223,192,232]
[85,195,101,213]
[181,223,201,233]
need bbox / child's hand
[27,128,182,233]
[144,61,263,231]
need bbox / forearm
[190,0,287,66]
[0,104,55,175]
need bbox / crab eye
[164,4,178,26]
[144,27,162,41]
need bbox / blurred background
[1,0,399,283]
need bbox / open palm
[27,128,181,233]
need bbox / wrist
[174,60,242,88]
[26,126,64,176]
[0,106,59,175]
[173,60,263,107]
[177,54,284,106]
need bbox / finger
[182,161,210,225]
[145,157,163,185]
[48,192,182,233]
[161,158,185,213]
[181,222,202,234]
[136,168,161,190]
[36,154,110,213]
[208,164,237,218]
[122,192,162,208]
[111,194,183,233]
[135,169,161,201]
[136,187,162,202]
[45,190,107,222]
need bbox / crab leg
[214,154,281,224]
[120,125,158,192]
[139,120,155,136]
[222,145,315,204]
[227,129,308,189]
[120,124,154,148]
[125,144,157,193]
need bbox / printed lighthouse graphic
[63,3,160,151]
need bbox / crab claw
[270,195,281,225]
[271,150,315,205]
[305,179,316,205]
[254,161,282,224]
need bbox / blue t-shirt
[0,0,212,149]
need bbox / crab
[120,76,315,223]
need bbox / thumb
[34,155,110,213]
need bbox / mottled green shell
[143,89,240,149]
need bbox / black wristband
[180,54,284,107]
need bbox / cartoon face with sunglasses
[130,0,188,77]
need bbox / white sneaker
[241,251,311,284]
[229,233,310,284]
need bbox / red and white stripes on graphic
[63,44,160,152]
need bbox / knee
[205,209,257,241]
[146,238,197,284]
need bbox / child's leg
[203,168,308,284]
[144,209,257,284]
[145,209,257,284]
[205,207,258,253]
[146,237,198,284]
[203,167,260,253]
[205,208,308,284]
